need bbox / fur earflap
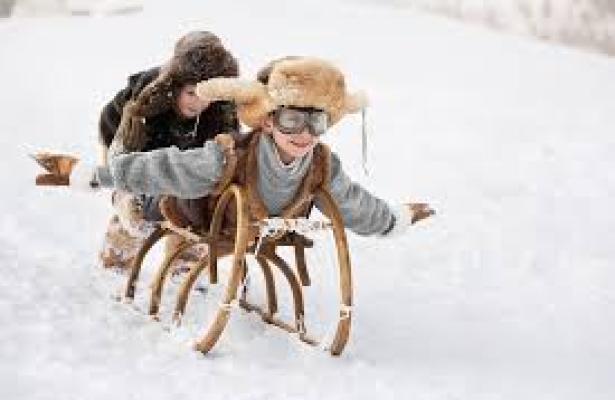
[196,78,275,127]
[344,90,369,114]
[196,78,269,105]
[132,68,174,117]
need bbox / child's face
[263,115,319,164]
[176,84,210,118]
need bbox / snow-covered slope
[9,0,143,16]
[1,0,614,399]
[352,0,615,56]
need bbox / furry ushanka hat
[195,57,368,128]
[133,30,239,118]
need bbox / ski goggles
[272,107,329,137]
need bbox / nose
[293,129,314,142]
[287,129,313,146]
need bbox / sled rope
[219,299,239,312]
[339,304,352,320]
[257,218,332,235]
[254,218,332,254]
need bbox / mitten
[32,152,98,192]
[385,202,435,238]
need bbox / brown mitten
[385,202,436,238]
[117,101,148,152]
[32,152,79,186]
[408,203,436,224]
[35,174,69,186]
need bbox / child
[96,30,239,270]
[42,56,434,237]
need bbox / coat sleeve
[96,139,226,199]
[98,68,159,148]
[318,152,395,236]
[98,85,131,148]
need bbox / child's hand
[32,152,78,176]
[385,202,435,238]
[408,202,435,224]
[36,173,69,186]
[32,152,78,186]
[32,152,98,192]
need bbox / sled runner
[124,182,353,356]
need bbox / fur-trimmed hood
[131,31,239,119]
[112,31,239,151]
[196,57,367,129]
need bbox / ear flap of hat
[196,77,266,104]
[343,90,369,115]
[327,90,369,126]
[196,78,274,128]
[133,67,175,117]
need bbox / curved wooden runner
[124,226,168,300]
[148,239,195,316]
[314,188,353,356]
[123,185,353,356]
[238,189,353,355]
[193,184,250,354]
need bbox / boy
[97,30,238,270]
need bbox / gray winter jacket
[96,133,395,236]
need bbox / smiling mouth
[290,140,311,148]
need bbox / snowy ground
[1,0,615,399]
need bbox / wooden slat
[238,300,319,346]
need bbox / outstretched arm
[319,152,434,236]
[96,137,227,199]
[33,136,230,199]
[319,152,394,236]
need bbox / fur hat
[196,57,368,128]
[173,31,222,54]
[132,31,239,119]
[119,31,239,151]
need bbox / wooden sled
[123,183,353,356]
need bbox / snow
[1,0,615,399]
[350,0,615,56]
[10,0,143,16]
